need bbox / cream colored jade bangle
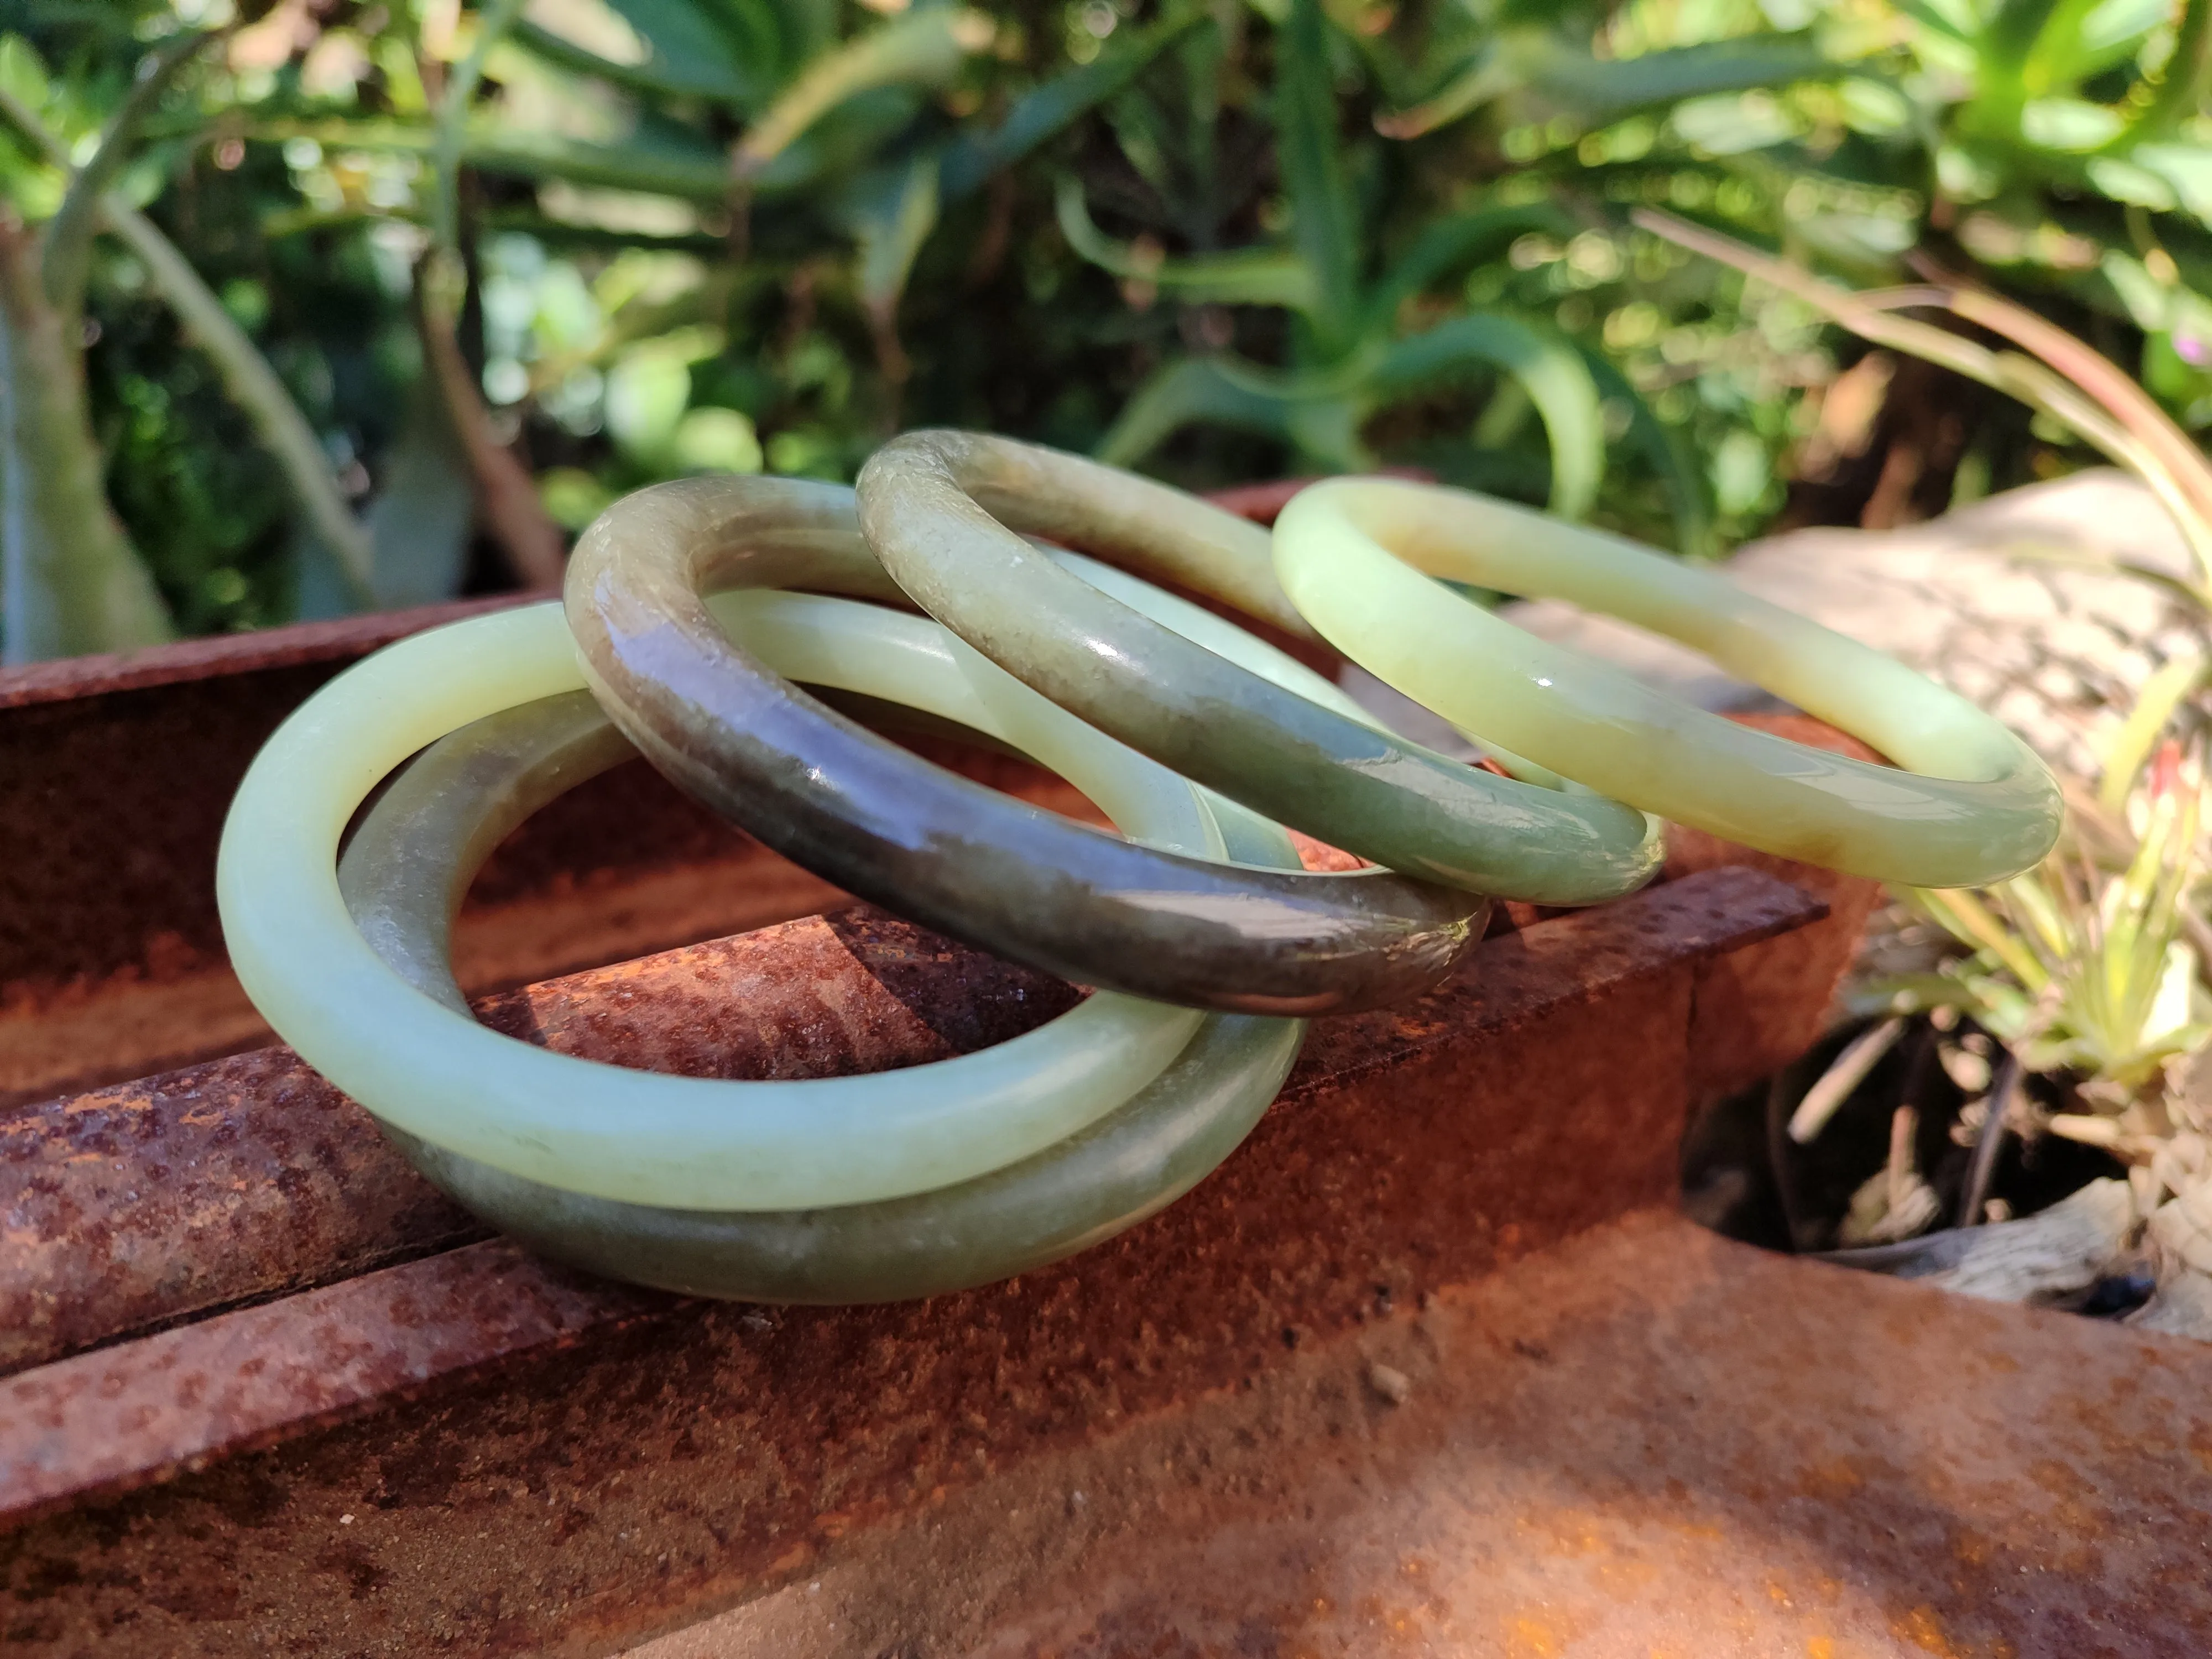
[218,594,1262,1211]
[1271,478,2063,888]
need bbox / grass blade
[2099,651,2209,812]
[1273,0,1360,353]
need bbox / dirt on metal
[637,1211,2212,1659]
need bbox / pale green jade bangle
[218,595,1253,1211]
[339,690,1306,1302]
[854,430,1660,905]
[1272,478,2064,887]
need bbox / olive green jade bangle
[854,430,1660,905]
[1273,478,2063,888]
[339,691,1306,1302]
[220,595,1255,1210]
[566,475,1487,1014]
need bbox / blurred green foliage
[2,0,2211,650]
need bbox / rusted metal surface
[0,908,1080,1378]
[0,867,1820,1598]
[0,597,526,714]
[0,1241,662,1532]
[635,1212,2212,1659]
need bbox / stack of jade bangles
[216,432,2062,1304]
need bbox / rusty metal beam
[0,865,1822,1557]
[625,1211,2212,1659]
[0,910,1077,1377]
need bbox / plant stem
[416,254,565,589]
[433,0,530,254]
[41,30,211,322]
[104,204,377,606]
[0,77,376,608]
[0,217,173,662]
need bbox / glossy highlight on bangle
[853,430,1663,906]
[565,474,1489,1015]
[336,690,1308,1303]
[1272,477,2064,888]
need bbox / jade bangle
[565,474,1489,1014]
[220,593,1261,1210]
[340,690,1306,1302]
[852,430,1661,905]
[1272,478,2063,888]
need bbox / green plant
[247,0,1202,455]
[0,15,406,651]
[1657,220,2212,1294]
[12,0,2212,655]
[1051,0,1775,542]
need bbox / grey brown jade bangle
[564,475,1489,1015]
[852,430,1661,906]
[338,691,1309,1302]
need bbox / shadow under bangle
[1272,477,2063,888]
[851,429,1661,907]
[565,474,1489,1015]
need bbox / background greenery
[4,0,2211,650]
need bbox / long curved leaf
[2110,0,2212,148]
[940,8,1204,199]
[251,118,736,200]
[510,17,753,106]
[1095,356,1306,467]
[1579,346,1717,558]
[600,0,760,99]
[1530,31,1843,122]
[0,71,375,608]
[1371,313,1605,518]
[0,222,171,661]
[105,204,377,604]
[1983,0,2068,77]
[1373,45,1516,139]
[842,151,940,324]
[434,0,528,251]
[1363,200,1569,331]
[1381,29,1842,137]
[2097,649,2209,811]
[1274,0,1359,351]
[732,8,994,181]
[1055,177,1318,309]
